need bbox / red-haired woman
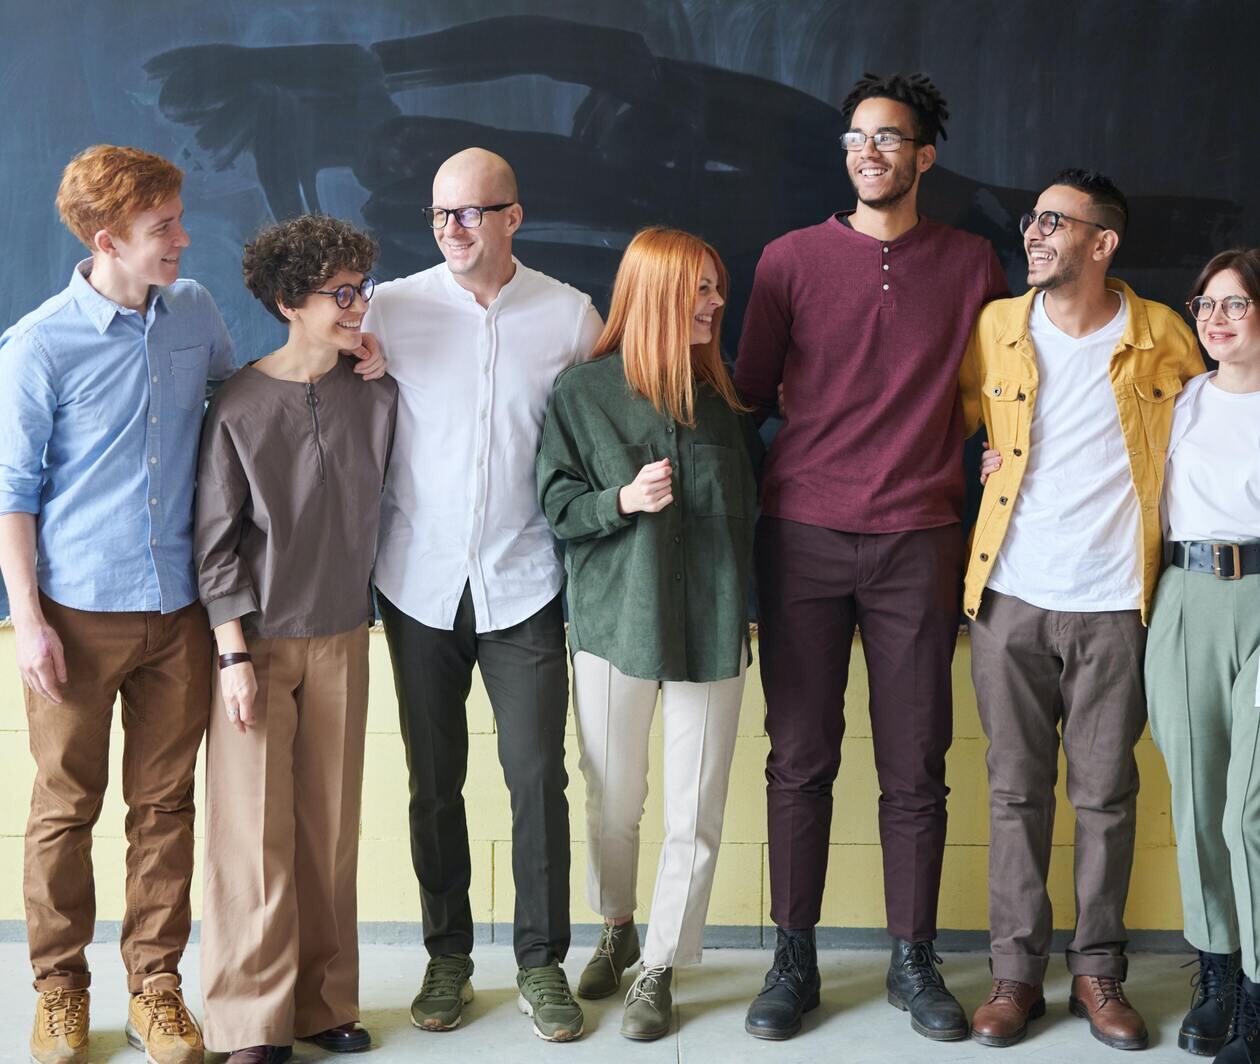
[1146,248,1260,1064]
[537,226,759,1041]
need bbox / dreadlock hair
[841,72,950,145]
[1050,168,1129,242]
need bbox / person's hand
[14,616,66,703]
[777,382,786,419]
[618,458,673,514]
[980,440,1003,485]
[346,330,387,380]
[220,662,258,735]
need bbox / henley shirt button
[882,283,889,291]
[882,263,889,271]
[882,246,889,253]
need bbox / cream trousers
[572,651,745,967]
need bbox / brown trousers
[970,590,1147,984]
[200,625,369,1052]
[24,594,211,993]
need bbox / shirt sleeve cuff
[596,486,633,533]
[0,490,40,515]
[205,587,259,630]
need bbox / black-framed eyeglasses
[1019,209,1109,238]
[313,276,375,309]
[841,131,921,153]
[1187,295,1254,321]
[424,203,515,229]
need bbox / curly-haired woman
[194,215,397,1064]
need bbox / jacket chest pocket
[168,345,209,411]
[1131,375,1182,458]
[689,443,745,517]
[982,376,1030,448]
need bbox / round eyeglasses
[1019,210,1109,238]
[424,203,515,229]
[1187,295,1254,321]
[313,276,375,309]
[841,131,921,153]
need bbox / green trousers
[1146,566,1260,978]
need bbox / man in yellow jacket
[958,169,1204,1051]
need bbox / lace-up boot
[125,974,204,1063]
[1069,974,1148,1050]
[744,927,820,1040]
[971,978,1046,1047]
[578,921,641,999]
[1179,950,1238,1055]
[1216,973,1260,1064]
[620,965,672,1041]
[886,939,968,1040]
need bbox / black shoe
[1217,973,1260,1064]
[1178,950,1238,1055]
[300,1022,371,1053]
[744,927,820,1040]
[885,938,969,1041]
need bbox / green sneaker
[620,965,673,1041]
[578,921,641,1000]
[516,961,584,1042]
[410,953,475,1031]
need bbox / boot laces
[41,988,87,1038]
[1087,975,1127,1008]
[594,923,626,960]
[1182,954,1234,1007]
[135,988,191,1037]
[626,965,669,1006]
[1235,976,1260,1043]
[765,934,810,992]
[990,978,1027,1003]
[902,942,946,992]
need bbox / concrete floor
[5,943,1198,1062]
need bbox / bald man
[365,148,603,1042]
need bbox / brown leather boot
[971,979,1045,1047]
[1069,974,1148,1050]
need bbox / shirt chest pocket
[688,443,745,518]
[982,376,1029,448]
[168,345,209,411]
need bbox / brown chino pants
[200,625,369,1052]
[23,594,211,993]
[757,517,964,941]
[970,590,1147,984]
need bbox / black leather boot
[1216,973,1260,1064]
[744,927,820,1040]
[885,939,968,1041]
[1178,950,1238,1055]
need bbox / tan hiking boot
[30,987,89,1063]
[125,974,204,1063]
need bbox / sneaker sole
[411,981,475,1031]
[971,998,1046,1048]
[885,991,970,1041]
[1179,1027,1227,1056]
[517,993,583,1042]
[1068,998,1149,1051]
[124,1021,162,1063]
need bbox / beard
[851,163,917,210]
[1028,254,1082,291]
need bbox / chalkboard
[2,0,1255,617]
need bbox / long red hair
[592,226,746,427]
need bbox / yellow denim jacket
[960,279,1205,623]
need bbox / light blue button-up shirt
[0,261,236,613]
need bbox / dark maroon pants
[756,516,964,941]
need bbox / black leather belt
[1170,540,1260,580]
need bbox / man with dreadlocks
[735,73,1007,1042]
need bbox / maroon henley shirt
[735,213,1008,534]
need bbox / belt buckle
[1213,542,1243,580]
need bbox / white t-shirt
[988,291,1142,612]
[1166,376,1260,543]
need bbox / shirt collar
[69,258,168,334]
[440,255,524,308]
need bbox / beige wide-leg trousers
[200,625,369,1051]
[572,651,745,968]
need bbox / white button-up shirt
[366,258,603,632]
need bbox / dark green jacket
[537,351,759,682]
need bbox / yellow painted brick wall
[0,628,1182,930]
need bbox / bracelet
[218,651,253,670]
